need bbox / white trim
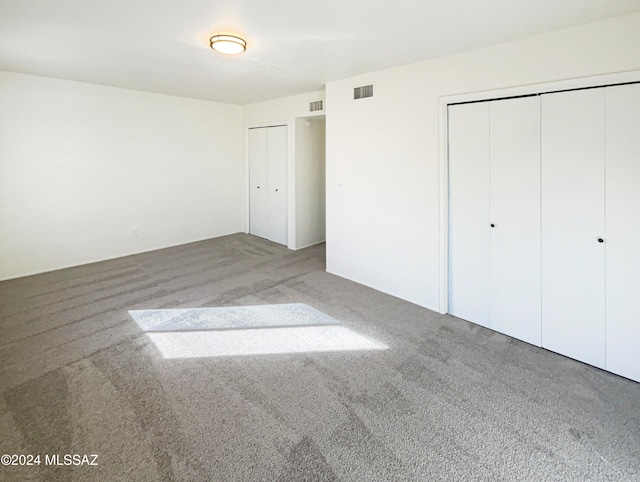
[246,121,288,129]
[305,110,328,118]
[438,95,449,315]
[440,70,640,107]
[438,69,640,315]
[292,239,326,251]
[287,122,296,250]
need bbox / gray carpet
[0,233,639,481]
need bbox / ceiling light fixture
[210,35,247,55]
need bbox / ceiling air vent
[309,99,324,112]
[354,84,374,100]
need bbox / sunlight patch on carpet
[129,303,338,331]
[146,325,388,359]
[129,304,388,359]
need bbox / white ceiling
[1,0,640,105]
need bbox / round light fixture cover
[210,35,247,55]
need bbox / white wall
[0,71,244,280]
[243,90,326,126]
[295,117,326,249]
[243,90,325,248]
[326,12,640,311]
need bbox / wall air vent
[309,100,324,112]
[354,84,374,100]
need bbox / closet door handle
[598,238,604,243]
[275,189,279,192]
[490,224,495,228]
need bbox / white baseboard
[292,239,326,251]
[0,230,244,282]
[324,268,443,314]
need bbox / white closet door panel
[448,102,491,327]
[605,83,640,382]
[267,126,288,245]
[541,89,606,368]
[249,128,269,239]
[490,97,542,346]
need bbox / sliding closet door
[490,97,541,346]
[249,128,269,239]
[541,89,606,368]
[448,102,491,327]
[267,126,288,245]
[605,83,640,382]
